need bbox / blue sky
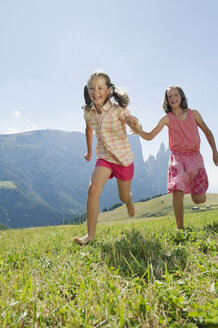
[0,0,218,192]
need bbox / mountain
[145,143,171,196]
[0,130,170,228]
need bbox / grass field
[0,194,217,327]
[98,193,218,224]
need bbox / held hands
[118,108,142,134]
[84,152,92,162]
[125,115,142,135]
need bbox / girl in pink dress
[128,86,218,229]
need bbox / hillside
[0,129,170,228]
[98,193,218,223]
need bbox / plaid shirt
[84,100,134,166]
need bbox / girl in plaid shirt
[128,86,218,230]
[74,71,140,245]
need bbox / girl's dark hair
[162,86,188,113]
[83,71,130,110]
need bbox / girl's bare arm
[128,115,168,141]
[84,123,93,161]
[194,110,218,165]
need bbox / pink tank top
[168,109,200,152]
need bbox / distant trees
[102,202,123,212]
[70,213,87,225]
[69,202,123,225]
[139,193,166,202]
[0,222,7,230]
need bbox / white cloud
[6,128,20,134]
[13,110,21,118]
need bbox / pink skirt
[167,151,208,194]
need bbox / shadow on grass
[99,229,188,281]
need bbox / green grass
[98,193,218,223]
[0,203,217,327]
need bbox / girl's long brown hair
[162,86,188,113]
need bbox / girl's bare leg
[173,190,184,229]
[191,194,206,204]
[117,179,135,217]
[74,166,111,245]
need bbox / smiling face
[167,88,182,110]
[88,76,111,110]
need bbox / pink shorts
[95,159,134,181]
[168,151,208,195]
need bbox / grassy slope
[0,195,217,327]
[98,193,218,224]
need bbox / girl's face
[88,76,111,109]
[167,88,182,109]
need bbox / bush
[0,222,7,230]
